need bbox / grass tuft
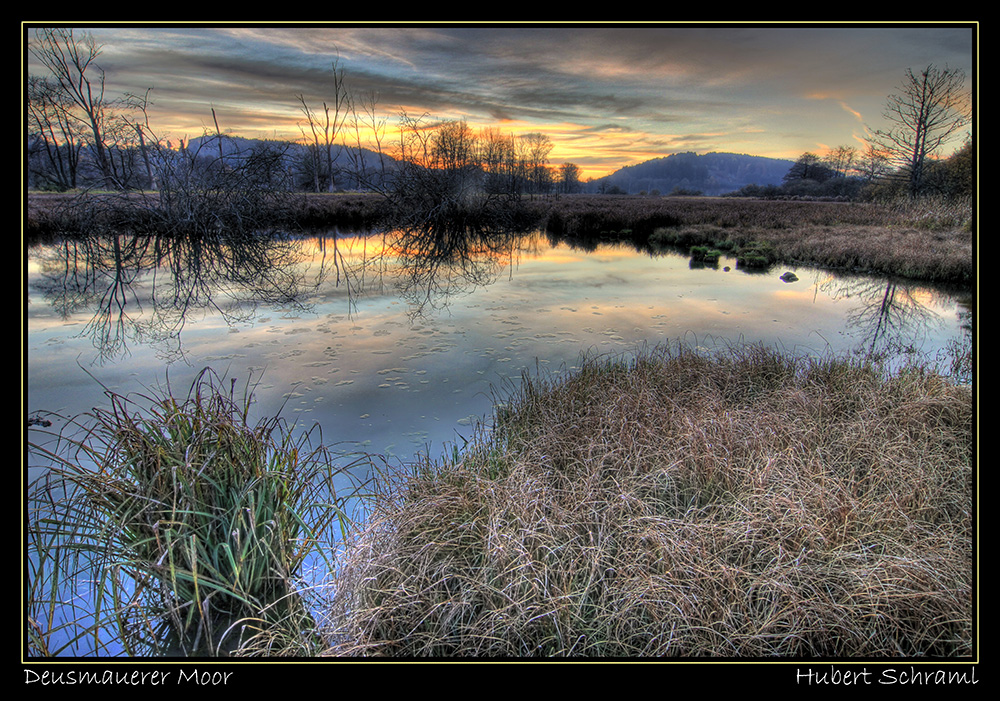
[27,368,367,657]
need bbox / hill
[588,151,794,196]
[184,134,395,190]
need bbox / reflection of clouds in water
[27,230,968,465]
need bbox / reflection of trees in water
[816,273,970,360]
[28,223,538,361]
[333,223,534,320]
[29,231,325,362]
[309,229,367,317]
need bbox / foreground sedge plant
[27,368,368,657]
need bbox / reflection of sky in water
[27,231,968,471]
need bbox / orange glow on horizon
[146,103,815,183]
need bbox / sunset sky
[24,23,976,180]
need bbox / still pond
[27,226,971,473]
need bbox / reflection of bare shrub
[380,223,523,318]
[29,230,321,361]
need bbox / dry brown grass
[328,344,974,658]
[526,194,973,284]
[648,223,973,283]
[639,196,973,284]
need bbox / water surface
[27,227,970,469]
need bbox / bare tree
[29,28,159,190]
[431,119,476,172]
[30,28,118,188]
[518,132,554,196]
[868,64,971,196]
[557,162,582,193]
[825,145,857,179]
[855,143,892,183]
[478,126,519,197]
[430,119,481,205]
[782,153,835,183]
[344,89,390,191]
[27,75,83,189]
[297,58,350,192]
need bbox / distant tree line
[730,64,972,203]
[728,145,890,200]
[350,112,563,225]
[729,136,971,202]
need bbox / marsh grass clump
[736,240,777,269]
[27,369,363,657]
[330,344,973,657]
[689,245,723,265]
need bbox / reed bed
[533,194,973,284]
[26,369,366,657]
[650,220,972,283]
[329,344,973,657]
